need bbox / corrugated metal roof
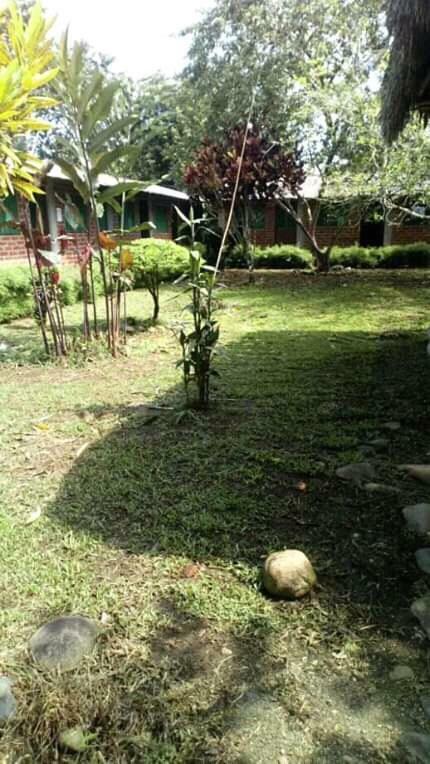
[46,165,189,200]
[145,184,189,201]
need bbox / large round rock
[263,550,317,599]
[29,615,99,671]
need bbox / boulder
[389,665,414,682]
[30,615,99,671]
[400,465,430,485]
[368,438,390,450]
[0,677,16,722]
[403,504,430,535]
[364,482,401,495]
[263,550,317,599]
[416,549,430,574]
[411,595,430,638]
[336,462,376,486]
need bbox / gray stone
[336,462,376,486]
[389,665,414,681]
[368,438,390,451]
[382,422,401,431]
[59,726,90,752]
[403,504,430,535]
[263,550,317,599]
[400,465,430,485]
[30,615,99,671]
[401,732,430,763]
[416,549,430,575]
[411,595,430,638]
[420,695,430,720]
[364,482,401,495]
[0,677,16,722]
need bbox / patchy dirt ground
[0,273,430,762]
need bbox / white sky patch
[41,0,214,78]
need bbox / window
[154,205,169,234]
[64,198,87,233]
[0,195,19,236]
[250,205,266,231]
[276,204,297,230]
[124,201,136,230]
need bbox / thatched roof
[381,0,430,143]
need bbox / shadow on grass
[30,325,430,760]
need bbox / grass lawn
[1,269,430,762]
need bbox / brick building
[0,165,189,264]
[250,175,430,249]
[1,166,429,264]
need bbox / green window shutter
[154,205,169,234]
[124,201,136,230]
[0,195,19,236]
[100,206,109,231]
[276,205,296,230]
[250,206,265,231]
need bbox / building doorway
[359,204,385,247]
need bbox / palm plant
[52,35,143,354]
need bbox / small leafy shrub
[226,244,312,269]
[331,246,381,269]
[0,265,32,323]
[131,238,190,322]
[130,239,190,286]
[0,265,98,324]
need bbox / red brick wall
[390,225,430,245]
[276,228,297,244]
[314,224,360,248]
[0,196,29,262]
[253,204,276,246]
[0,235,28,261]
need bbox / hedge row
[331,242,430,269]
[225,242,430,270]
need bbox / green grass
[0,270,430,762]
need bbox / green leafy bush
[130,238,190,322]
[331,246,381,269]
[130,239,190,286]
[226,244,312,269]
[378,242,430,269]
[331,242,430,269]
[0,265,32,323]
[0,264,95,324]
[226,242,430,271]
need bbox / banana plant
[52,35,143,353]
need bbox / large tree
[179,0,386,268]
[184,124,304,275]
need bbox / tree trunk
[313,247,331,273]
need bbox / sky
[42,0,215,79]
